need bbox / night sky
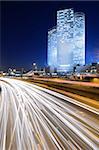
[1,1,99,71]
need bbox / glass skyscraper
[48,27,57,67]
[48,8,85,72]
[57,8,74,72]
[73,12,85,66]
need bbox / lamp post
[32,63,37,71]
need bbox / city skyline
[0,1,99,149]
[1,1,99,71]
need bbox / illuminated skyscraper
[57,8,74,72]
[48,27,57,67]
[73,12,85,66]
[47,8,85,72]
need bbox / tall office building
[73,12,85,65]
[48,27,57,67]
[57,8,74,72]
[47,8,85,72]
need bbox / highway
[0,78,99,150]
[32,77,99,88]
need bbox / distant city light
[33,63,36,65]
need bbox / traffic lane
[0,82,68,150]
[16,84,99,136]
[0,78,98,137]
[3,80,99,145]
[0,82,53,150]
[3,78,99,124]
[0,78,99,149]
[1,77,99,113]
[1,81,68,150]
[11,79,99,141]
[8,78,99,114]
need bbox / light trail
[0,77,99,150]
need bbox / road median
[22,78,99,110]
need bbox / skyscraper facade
[57,8,74,72]
[47,8,85,72]
[48,27,57,67]
[73,12,85,66]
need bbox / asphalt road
[0,78,99,150]
[27,78,99,101]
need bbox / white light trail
[0,78,99,150]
